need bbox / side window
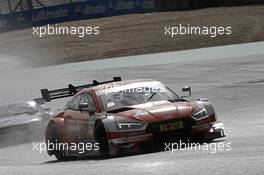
[68,94,81,111]
[80,93,96,112]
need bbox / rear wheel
[95,122,110,158]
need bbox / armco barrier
[0,0,156,33]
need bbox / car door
[64,92,96,143]
[78,92,97,141]
[64,94,86,142]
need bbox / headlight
[117,122,145,130]
[192,108,208,120]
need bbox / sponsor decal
[32,8,69,22]
[0,20,7,28]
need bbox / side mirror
[79,103,95,114]
[181,86,191,98]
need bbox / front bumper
[108,133,154,155]
[108,122,225,155]
[207,122,225,140]
[192,121,225,141]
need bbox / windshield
[99,85,179,111]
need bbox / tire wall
[0,0,263,33]
[154,0,261,11]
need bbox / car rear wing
[39,77,122,102]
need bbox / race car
[41,77,225,160]
[0,100,52,147]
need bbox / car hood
[112,100,197,123]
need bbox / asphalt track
[0,42,264,175]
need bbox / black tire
[46,122,67,161]
[95,122,110,158]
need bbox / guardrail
[0,0,156,33]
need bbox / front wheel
[95,122,110,158]
[46,122,67,161]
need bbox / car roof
[80,79,163,95]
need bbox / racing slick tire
[95,121,110,158]
[46,122,68,161]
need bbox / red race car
[41,77,225,160]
